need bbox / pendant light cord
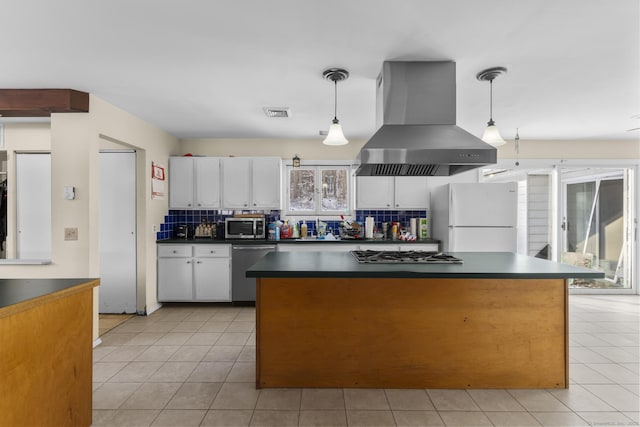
[333,80,338,122]
[489,79,494,123]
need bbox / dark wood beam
[0,89,89,117]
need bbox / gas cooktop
[351,250,463,264]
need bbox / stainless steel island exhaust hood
[355,61,497,177]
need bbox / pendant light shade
[481,122,506,146]
[322,68,349,146]
[323,119,348,146]
[477,67,507,147]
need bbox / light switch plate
[64,186,75,200]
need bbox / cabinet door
[251,157,281,209]
[221,157,251,209]
[194,258,231,301]
[394,177,429,209]
[195,157,221,209]
[169,157,194,209]
[158,258,193,301]
[356,176,394,209]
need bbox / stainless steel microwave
[224,217,266,239]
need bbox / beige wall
[496,139,639,160]
[1,96,180,341]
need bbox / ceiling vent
[263,107,291,118]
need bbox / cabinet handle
[186,261,192,264]
[210,250,215,253]
[386,204,391,207]
[253,203,256,206]
[172,250,177,253]
[196,261,202,264]
[396,204,399,207]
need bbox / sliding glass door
[561,168,634,290]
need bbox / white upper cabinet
[252,157,281,209]
[169,157,221,210]
[194,157,221,209]
[394,176,429,209]
[221,157,252,209]
[357,176,394,209]
[169,157,195,209]
[356,176,429,210]
[222,157,281,210]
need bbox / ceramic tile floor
[92,295,640,426]
[100,314,136,337]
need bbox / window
[286,165,351,216]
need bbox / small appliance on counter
[225,217,266,239]
[175,224,190,239]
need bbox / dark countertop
[246,251,605,279]
[157,238,440,245]
[0,278,99,311]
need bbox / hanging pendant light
[476,67,507,147]
[322,68,349,146]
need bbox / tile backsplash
[157,209,429,240]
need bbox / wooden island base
[0,279,98,426]
[256,277,568,389]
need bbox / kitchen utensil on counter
[339,222,363,239]
[176,224,190,239]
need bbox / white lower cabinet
[158,257,193,301]
[158,244,231,302]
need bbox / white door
[100,151,137,313]
[16,153,51,259]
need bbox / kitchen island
[247,251,603,389]
[0,278,99,427]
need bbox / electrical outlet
[64,228,78,241]
[152,224,157,233]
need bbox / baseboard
[93,337,103,348]
[145,302,162,316]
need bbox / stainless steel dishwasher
[231,245,276,302]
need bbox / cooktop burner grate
[351,250,463,264]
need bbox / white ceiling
[2,0,639,143]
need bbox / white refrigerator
[431,182,518,252]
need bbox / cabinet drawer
[158,245,192,258]
[194,245,230,258]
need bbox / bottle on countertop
[301,221,308,239]
[280,220,291,239]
